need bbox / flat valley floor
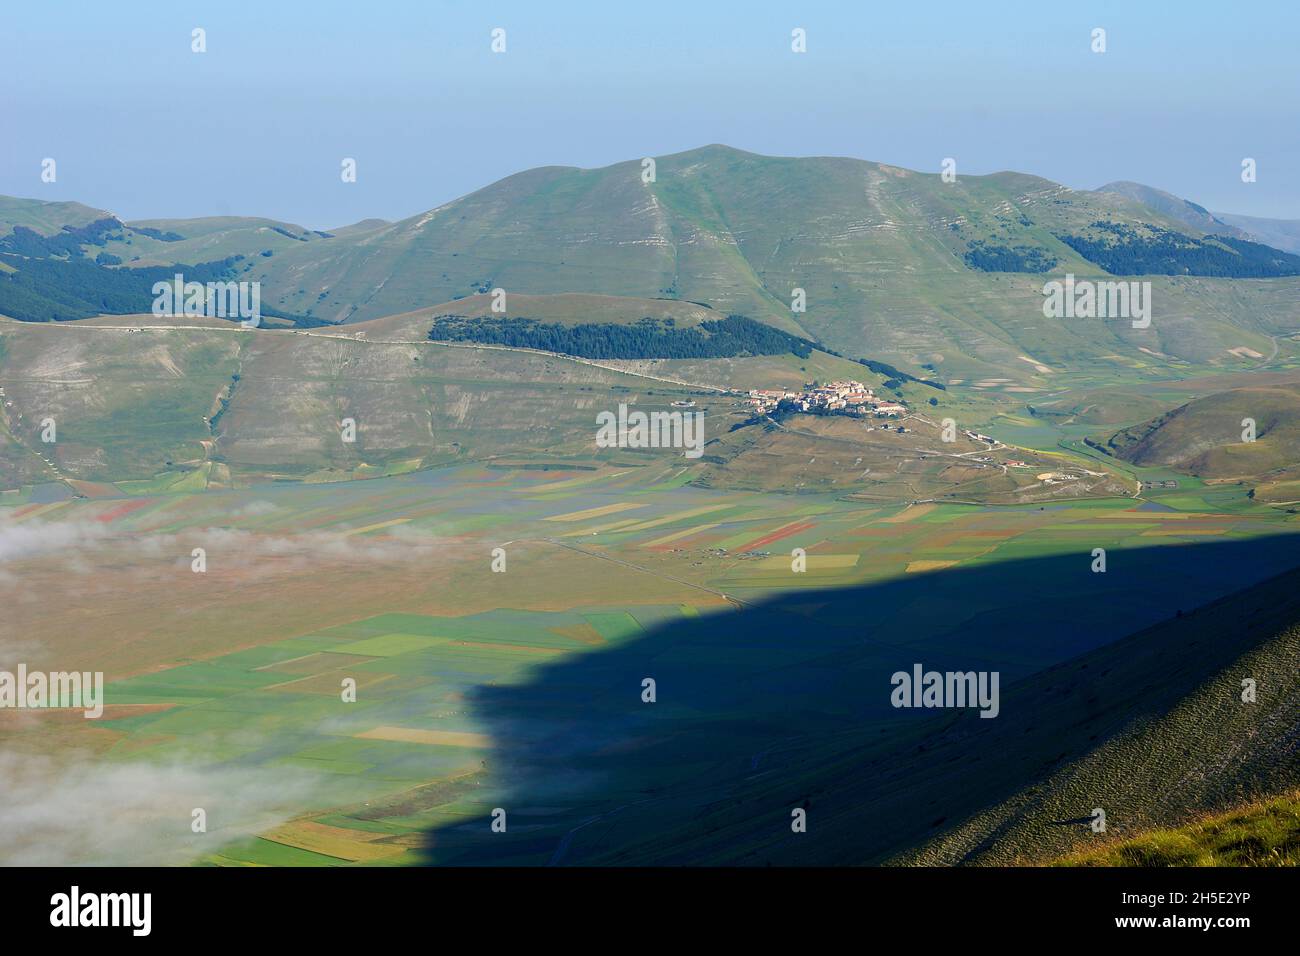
[3,460,1298,865]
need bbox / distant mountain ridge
[6,146,1300,382]
[1215,211,1300,256]
[1094,180,1249,238]
[1095,179,1300,255]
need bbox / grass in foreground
[1056,791,1300,867]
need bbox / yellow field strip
[755,553,861,571]
[543,502,647,522]
[344,517,412,535]
[881,504,936,524]
[262,820,409,862]
[357,725,492,748]
[559,517,647,537]
[616,503,735,534]
[644,522,722,548]
[526,470,629,493]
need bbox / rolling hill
[1094,181,1250,240]
[8,146,1300,387]
[0,302,1125,502]
[0,195,115,237]
[0,312,712,488]
[243,146,1300,386]
[1096,179,1300,256]
[1100,382,1300,489]
[0,195,333,266]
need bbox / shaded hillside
[899,568,1300,864]
[412,535,1300,866]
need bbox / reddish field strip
[93,499,154,523]
[737,520,816,551]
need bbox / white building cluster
[744,380,907,417]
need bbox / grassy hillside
[0,196,331,267]
[0,195,115,236]
[112,215,331,266]
[352,293,888,383]
[1056,790,1300,866]
[896,567,1300,865]
[694,412,1132,500]
[0,316,746,487]
[7,147,1300,385]
[366,291,724,336]
[1102,383,1300,485]
[0,310,1132,504]
[237,146,1300,385]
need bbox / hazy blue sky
[3,0,1297,227]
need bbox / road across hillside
[19,319,734,394]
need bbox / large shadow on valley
[417,534,1300,865]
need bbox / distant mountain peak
[1094,180,1238,235]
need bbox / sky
[3,0,1298,228]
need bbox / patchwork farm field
[3,459,1299,865]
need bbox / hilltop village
[743,380,908,418]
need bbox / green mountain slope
[0,315,707,486]
[0,303,1082,497]
[1094,180,1300,257]
[7,148,1300,385]
[0,195,115,237]
[0,196,330,265]
[1094,181,1249,239]
[114,215,332,265]
[242,146,1300,383]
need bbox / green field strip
[312,814,421,835]
[113,661,288,691]
[341,613,468,636]
[278,755,376,775]
[211,837,349,867]
[103,685,223,705]
[328,633,456,657]
[214,644,336,669]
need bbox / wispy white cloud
[0,750,323,866]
